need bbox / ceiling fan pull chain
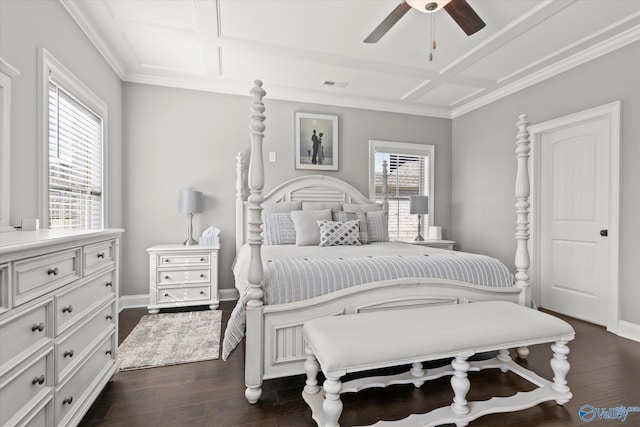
[429,13,436,61]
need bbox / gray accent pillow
[341,203,384,214]
[263,213,296,245]
[290,209,333,246]
[366,210,389,242]
[334,211,369,244]
[317,220,361,247]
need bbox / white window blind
[374,152,429,240]
[48,80,103,229]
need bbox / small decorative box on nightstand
[147,244,220,314]
[397,239,456,250]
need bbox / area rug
[117,310,222,371]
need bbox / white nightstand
[147,244,220,314]
[397,239,456,250]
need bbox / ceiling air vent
[322,80,348,88]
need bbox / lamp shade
[179,190,203,214]
[409,195,429,215]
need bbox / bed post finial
[515,114,531,308]
[245,79,266,404]
[381,159,389,213]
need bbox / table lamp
[179,189,203,245]
[409,195,429,241]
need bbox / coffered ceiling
[61,0,640,118]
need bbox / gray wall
[123,82,452,295]
[0,0,123,229]
[452,41,640,324]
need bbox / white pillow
[302,201,342,211]
[290,209,333,246]
[317,220,361,247]
[262,201,302,217]
[341,203,384,214]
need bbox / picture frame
[295,112,338,170]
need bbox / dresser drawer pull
[31,322,45,332]
[164,293,169,297]
[164,259,170,263]
[105,349,113,356]
[63,396,73,405]
[63,349,74,358]
[62,305,73,313]
[105,281,113,287]
[200,258,205,262]
[32,375,45,385]
[106,314,113,320]
[200,291,205,295]
[200,274,205,278]
[47,267,59,276]
[164,275,170,280]
[97,252,105,258]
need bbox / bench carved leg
[550,341,571,405]
[497,349,512,373]
[515,346,530,358]
[323,377,343,427]
[450,356,470,417]
[304,346,320,395]
[410,362,425,388]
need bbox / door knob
[600,230,608,237]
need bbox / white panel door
[539,117,610,325]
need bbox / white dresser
[147,244,219,314]
[0,229,123,427]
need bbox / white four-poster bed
[224,80,533,404]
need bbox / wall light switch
[269,152,277,162]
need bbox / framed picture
[295,112,338,171]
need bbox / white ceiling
[61,0,640,118]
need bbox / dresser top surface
[0,229,124,255]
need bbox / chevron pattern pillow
[317,220,362,247]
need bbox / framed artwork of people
[294,112,338,171]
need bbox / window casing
[39,49,107,229]
[369,140,435,241]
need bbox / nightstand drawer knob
[164,275,170,280]
[200,258,205,261]
[64,349,74,358]
[62,305,73,313]
[63,396,73,405]
[200,291,205,295]
[32,375,45,385]
[200,274,205,278]
[97,252,105,258]
[106,314,113,320]
[164,293,169,297]
[105,349,113,356]
[47,267,59,276]
[105,281,113,287]
[31,322,45,332]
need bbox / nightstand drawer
[56,270,115,334]
[158,253,211,266]
[157,286,210,304]
[83,240,116,276]
[0,348,53,427]
[14,249,81,307]
[56,301,115,381]
[157,269,210,285]
[0,299,52,374]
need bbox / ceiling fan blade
[364,2,412,43]
[444,0,485,36]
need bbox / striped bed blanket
[222,243,514,360]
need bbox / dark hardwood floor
[80,302,640,426]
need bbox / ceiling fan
[364,0,486,43]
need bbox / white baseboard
[617,320,640,342]
[118,288,239,312]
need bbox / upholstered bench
[302,301,575,427]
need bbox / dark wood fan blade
[364,2,412,43]
[444,0,486,35]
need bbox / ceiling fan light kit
[406,0,452,13]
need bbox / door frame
[528,101,620,333]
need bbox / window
[39,49,107,229]
[369,140,434,241]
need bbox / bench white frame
[235,80,533,404]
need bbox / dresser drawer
[0,348,53,427]
[56,270,115,334]
[158,252,211,266]
[157,286,211,304]
[157,268,210,285]
[83,240,116,277]
[0,299,52,375]
[14,249,81,307]
[56,300,115,381]
[20,394,53,427]
[55,333,115,426]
